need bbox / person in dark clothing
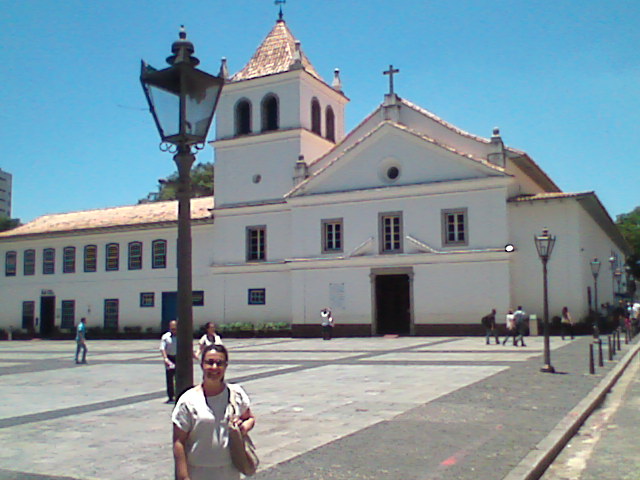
[482,309,499,344]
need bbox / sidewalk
[0,334,636,480]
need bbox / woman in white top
[173,343,255,480]
[194,322,223,360]
[502,310,516,346]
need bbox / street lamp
[141,27,224,399]
[534,228,556,373]
[609,256,616,302]
[590,258,601,337]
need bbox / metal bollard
[589,343,595,374]
[608,336,613,361]
[598,339,604,367]
[617,328,621,350]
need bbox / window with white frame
[379,212,403,253]
[246,226,266,261]
[442,208,468,246]
[322,218,343,253]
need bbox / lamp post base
[540,364,556,373]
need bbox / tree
[0,216,20,232]
[139,162,214,203]
[616,206,640,280]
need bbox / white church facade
[0,19,630,337]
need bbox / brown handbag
[228,387,259,476]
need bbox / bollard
[617,328,621,350]
[608,336,613,361]
[598,339,604,367]
[589,343,595,374]
[625,327,629,345]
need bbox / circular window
[378,158,402,183]
[252,174,262,184]
[387,166,400,180]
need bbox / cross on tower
[275,0,286,20]
[383,65,399,96]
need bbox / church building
[0,18,630,337]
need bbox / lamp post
[590,258,601,338]
[141,27,224,399]
[534,228,556,373]
[614,268,623,298]
[609,256,616,302]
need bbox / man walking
[160,320,178,403]
[75,317,88,364]
[482,309,500,344]
[513,306,527,347]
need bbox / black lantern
[590,258,601,277]
[534,228,556,373]
[140,27,223,400]
[141,27,223,147]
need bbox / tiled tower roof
[231,20,323,82]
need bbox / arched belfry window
[325,106,336,142]
[235,99,252,136]
[311,98,321,135]
[261,94,279,132]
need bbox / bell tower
[212,19,349,207]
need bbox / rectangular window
[24,249,35,276]
[140,292,155,307]
[43,248,55,274]
[152,239,167,269]
[61,300,75,329]
[22,301,35,330]
[63,246,76,273]
[104,299,119,330]
[84,245,97,272]
[192,290,205,307]
[379,212,403,253]
[5,251,17,276]
[322,218,343,253]
[128,241,143,270]
[248,288,266,305]
[106,243,119,271]
[246,226,266,261]
[442,208,468,246]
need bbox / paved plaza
[0,335,637,480]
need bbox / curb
[502,337,640,480]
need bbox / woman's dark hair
[200,343,228,366]
[205,321,215,330]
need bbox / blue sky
[2,0,639,223]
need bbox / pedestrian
[194,321,223,360]
[160,320,178,403]
[75,317,88,364]
[560,306,574,340]
[172,343,256,480]
[320,308,334,340]
[513,306,527,347]
[502,310,517,345]
[482,309,500,344]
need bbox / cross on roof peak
[383,64,399,96]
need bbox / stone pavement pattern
[0,335,634,480]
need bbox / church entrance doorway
[39,295,55,337]
[374,273,411,335]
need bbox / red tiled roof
[231,20,323,82]
[0,197,214,239]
